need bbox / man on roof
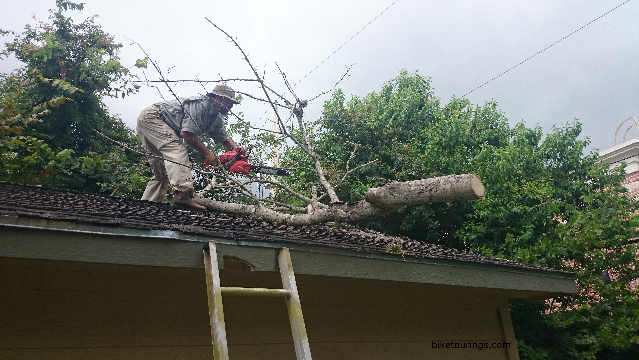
[137,84,244,210]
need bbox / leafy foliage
[1,0,147,198]
[289,70,639,359]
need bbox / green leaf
[134,57,149,69]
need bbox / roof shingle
[0,181,567,273]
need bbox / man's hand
[220,138,244,154]
[234,146,246,155]
[181,131,242,166]
[205,152,220,166]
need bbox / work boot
[171,190,206,210]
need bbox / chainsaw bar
[249,165,289,177]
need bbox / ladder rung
[221,287,292,298]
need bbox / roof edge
[0,214,576,281]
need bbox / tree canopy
[299,70,639,359]
[1,0,147,197]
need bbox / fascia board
[0,215,577,297]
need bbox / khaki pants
[137,105,194,202]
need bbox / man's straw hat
[209,84,239,104]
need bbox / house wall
[0,256,519,360]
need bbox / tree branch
[195,173,485,225]
[291,101,340,203]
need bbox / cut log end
[470,174,486,199]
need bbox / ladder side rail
[204,241,230,360]
[278,248,313,360]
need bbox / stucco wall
[0,256,518,360]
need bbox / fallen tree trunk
[365,174,485,207]
[194,174,485,226]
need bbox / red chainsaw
[205,150,289,176]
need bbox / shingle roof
[0,181,567,273]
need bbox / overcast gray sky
[1,0,637,154]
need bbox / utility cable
[293,0,401,86]
[256,0,401,125]
[461,0,632,98]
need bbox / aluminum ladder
[203,241,312,360]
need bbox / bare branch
[205,18,292,134]
[130,78,259,83]
[291,101,340,203]
[255,83,294,107]
[325,142,380,192]
[93,129,194,171]
[334,159,380,191]
[261,198,308,213]
[308,64,354,102]
[202,164,262,205]
[246,123,284,135]
[344,142,360,173]
[276,62,299,104]
[235,91,287,108]
[128,39,184,105]
[244,178,328,208]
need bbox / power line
[293,0,401,86]
[461,0,632,98]
[256,0,401,125]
